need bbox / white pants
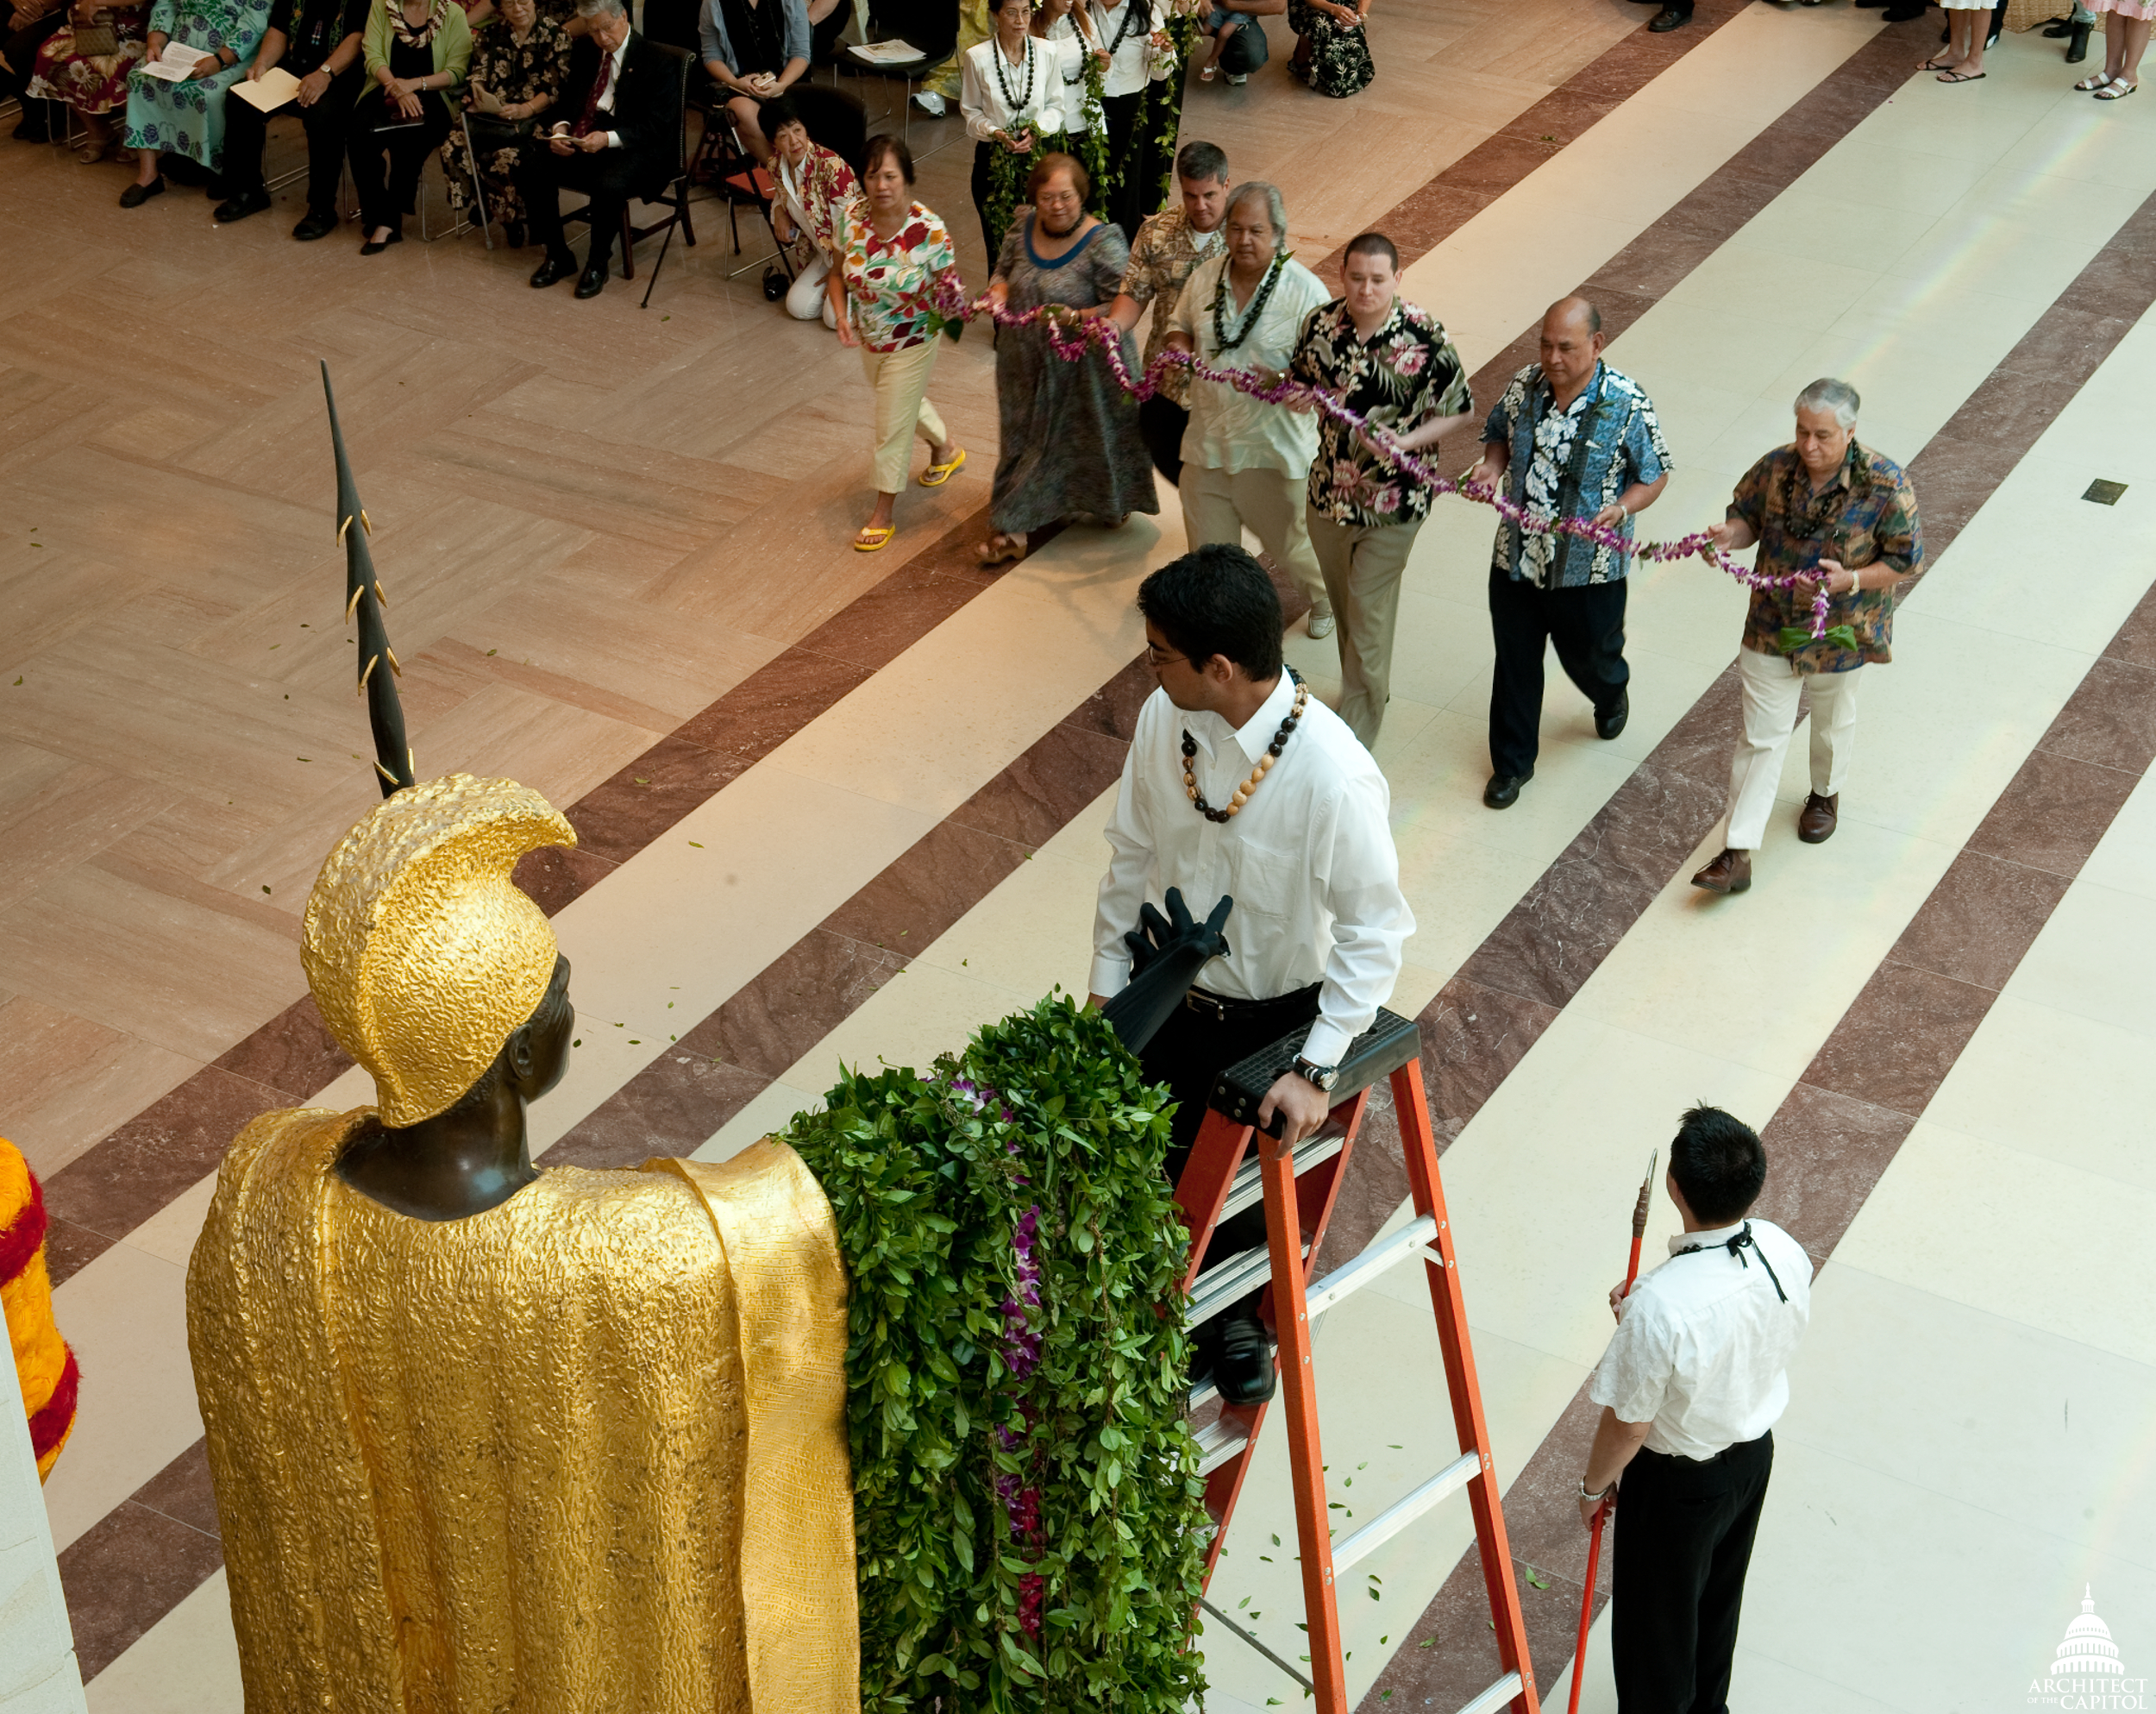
[786,250,837,329]
[1726,645,1862,851]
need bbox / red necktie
[573,48,613,136]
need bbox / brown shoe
[1691,848,1752,895]
[1798,792,1839,844]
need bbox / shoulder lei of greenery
[785,993,1209,1713]
[1143,13,1195,210]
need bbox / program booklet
[230,66,303,110]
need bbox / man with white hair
[1164,180,1337,641]
[1691,379,1923,895]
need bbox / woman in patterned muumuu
[438,0,566,246]
[1286,0,1371,98]
[112,0,271,204]
[980,152,1156,568]
[26,0,152,164]
[829,133,968,556]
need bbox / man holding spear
[1576,1106,1814,1712]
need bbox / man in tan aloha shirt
[1108,137,1231,486]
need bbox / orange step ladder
[1174,1007,1539,1714]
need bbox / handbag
[72,9,118,53]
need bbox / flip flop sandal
[918,446,967,487]
[2076,70,2115,90]
[853,524,896,552]
[2096,78,2138,97]
[978,534,1025,567]
[1917,56,1954,70]
[1199,63,1216,80]
[1937,69,1985,81]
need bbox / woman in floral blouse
[438,0,565,245]
[828,133,967,554]
[763,95,855,328]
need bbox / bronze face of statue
[335,954,574,1221]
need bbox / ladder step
[1218,1129,1346,1226]
[1194,1414,1249,1477]
[1329,1449,1482,1573]
[1302,1215,1438,1319]
[1454,1672,1525,1714]
[1209,1005,1423,1134]
[1185,1240,1309,1329]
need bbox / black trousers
[1487,565,1629,779]
[3,9,64,123]
[971,137,1000,265]
[1139,392,1187,487]
[221,65,361,213]
[1612,1434,1773,1714]
[348,88,453,234]
[518,137,649,267]
[1144,983,1321,1270]
[1100,86,1145,242]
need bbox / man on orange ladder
[1087,543,1413,1406]
[1576,1106,1814,1713]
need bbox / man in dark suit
[519,0,679,298]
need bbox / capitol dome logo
[2032,1588,2148,1711]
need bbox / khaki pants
[861,339,948,494]
[1181,464,1332,618]
[1307,507,1421,749]
[1726,644,1862,851]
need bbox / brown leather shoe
[1691,848,1752,895]
[1798,792,1839,844]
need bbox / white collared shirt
[1588,1218,1814,1461]
[1087,0,1171,96]
[1169,248,1332,477]
[1090,673,1413,1066]
[960,35,1063,144]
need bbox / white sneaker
[1307,607,1335,640]
[911,91,945,116]
[1225,72,1247,84]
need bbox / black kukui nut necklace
[992,31,1037,115]
[1211,251,1287,353]
[1182,669,1308,823]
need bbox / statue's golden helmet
[302,775,575,1127]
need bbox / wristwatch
[1292,1056,1338,1093]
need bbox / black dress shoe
[11,120,53,142]
[1483,769,1532,810]
[530,252,578,287]
[1215,1311,1276,1406]
[2044,15,2074,32]
[292,209,338,241]
[1595,688,1629,741]
[214,188,270,223]
[1647,5,1688,28]
[1881,3,1926,18]
[359,228,403,255]
[2068,21,2092,60]
[162,153,207,186]
[117,177,165,208]
[574,257,610,298]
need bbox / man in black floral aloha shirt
[1289,231,1473,749]
[1690,378,1923,896]
[1469,295,1671,810]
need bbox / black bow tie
[1676,1221,1788,1303]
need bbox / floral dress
[436,13,567,222]
[122,0,272,166]
[1286,0,1371,98]
[28,4,151,115]
[774,141,856,275]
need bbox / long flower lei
[924,273,1852,643]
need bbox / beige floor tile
[83,1573,242,1714]
[0,998,198,1180]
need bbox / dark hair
[1669,1105,1765,1225]
[762,95,807,137]
[1175,140,1228,185]
[1136,544,1283,681]
[1343,230,1397,269]
[862,132,915,185]
[1028,149,1088,202]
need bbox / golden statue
[185,374,858,1714]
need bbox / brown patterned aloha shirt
[1117,204,1224,406]
[1729,440,1922,676]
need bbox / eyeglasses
[1145,643,1187,668]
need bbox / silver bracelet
[1577,1478,1609,1502]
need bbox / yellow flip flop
[918,447,967,487]
[854,524,897,553]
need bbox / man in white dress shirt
[1165,181,1338,640]
[1088,543,1413,1404]
[1579,1105,1813,1714]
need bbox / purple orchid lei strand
[926,280,1839,642]
[947,1074,1048,1640]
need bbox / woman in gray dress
[980,151,1158,565]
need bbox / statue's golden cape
[187,1109,859,1714]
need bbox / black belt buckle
[1183,989,1228,1021]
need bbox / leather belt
[1181,983,1321,1023]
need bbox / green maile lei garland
[1144,13,1196,209]
[785,994,1209,1714]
